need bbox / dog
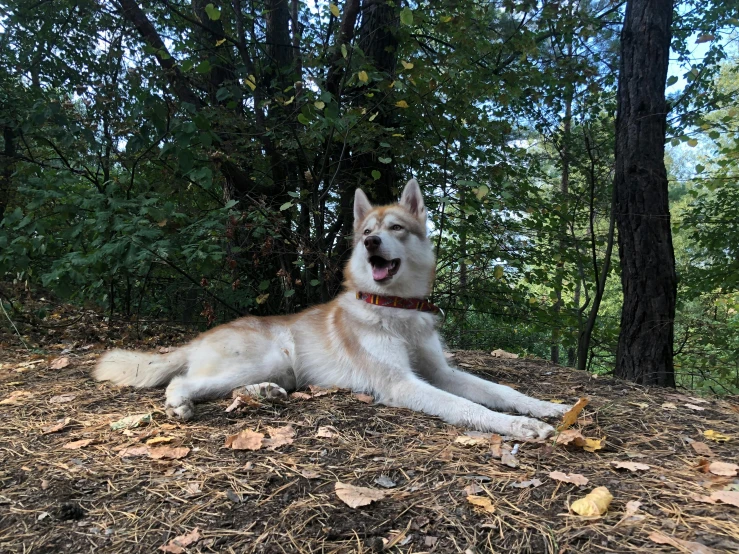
[94,179,570,439]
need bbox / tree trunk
[613,0,676,386]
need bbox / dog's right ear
[354,188,372,225]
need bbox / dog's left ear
[354,188,373,225]
[400,179,426,220]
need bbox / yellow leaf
[440,15,452,23]
[329,3,340,17]
[245,75,257,91]
[368,112,378,121]
[358,70,368,83]
[570,486,613,516]
[703,430,730,442]
[466,495,495,513]
[395,100,409,108]
[401,60,414,70]
[556,397,589,432]
[392,133,404,137]
[215,38,226,46]
[582,437,605,452]
[314,101,325,109]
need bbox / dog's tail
[93,348,188,388]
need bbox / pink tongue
[372,265,390,281]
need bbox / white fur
[93,180,570,439]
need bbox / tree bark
[613,0,676,386]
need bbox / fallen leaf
[648,531,715,554]
[703,430,729,442]
[301,469,320,479]
[374,475,397,488]
[185,482,201,495]
[707,461,738,477]
[690,442,715,457]
[570,486,613,516]
[455,434,491,446]
[582,437,605,453]
[335,481,386,508]
[263,425,295,450]
[354,393,373,403]
[160,527,202,553]
[225,395,260,412]
[611,461,650,472]
[464,483,484,495]
[290,391,313,400]
[110,413,152,431]
[710,490,739,508]
[49,394,76,403]
[63,438,94,449]
[555,428,586,446]
[556,397,590,432]
[308,385,340,397]
[549,471,589,486]
[490,349,518,359]
[42,417,71,434]
[224,429,264,450]
[316,426,339,438]
[624,500,642,516]
[0,390,33,405]
[661,402,677,410]
[466,495,495,513]
[146,436,175,446]
[149,446,190,460]
[118,445,150,457]
[511,478,543,488]
[500,451,519,468]
[489,434,504,457]
[685,403,706,411]
[50,357,70,369]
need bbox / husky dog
[94,180,569,439]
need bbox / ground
[1,301,738,553]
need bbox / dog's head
[346,179,435,298]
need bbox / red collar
[356,291,442,315]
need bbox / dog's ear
[400,179,426,220]
[354,188,373,225]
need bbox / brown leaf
[149,446,190,460]
[110,413,152,430]
[455,433,491,446]
[570,486,613,516]
[690,442,715,457]
[0,390,33,405]
[225,429,264,450]
[490,349,518,359]
[710,490,739,508]
[624,500,642,517]
[707,461,738,477]
[225,396,258,412]
[464,483,484,496]
[146,436,175,446]
[556,397,590,432]
[500,451,519,468]
[661,402,677,410]
[466,495,495,513]
[118,445,150,457]
[549,471,589,486]
[611,461,650,472]
[335,481,386,508]
[63,438,94,449]
[511,478,543,488]
[308,385,340,397]
[316,426,339,438]
[685,403,706,411]
[263,425,295,450]
[49,394,76,403]
[50,357,70,370]
[648,531,715,554]
[555,428,585,445]
[290,391,313,400]
[42,417,71,434]
[159,528,202,554]
[354,393,374,403]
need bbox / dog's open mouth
[369,256,401,282]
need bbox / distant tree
[613,0,677,386]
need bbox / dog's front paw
[234,382,289,402]
[165,399,195,420]
[507,416,555,440]
[528,400,572,419]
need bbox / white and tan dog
[94,180,569,439]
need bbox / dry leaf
[707,461,738,477]
[110,413,152,430]
[149,446,190,460]
[464,483,484,495]
[354,393,374,403]
[63,438,94,449]
[583,437,605,452]
[146,436,175,446]
[690,442,715,457]
[555,428,585,446]
[0,390,33,405]
[624,500,642,516]
[263,425,295,450]
[703,430,729,442]
[455,434,491,446]
[611,461,650,472]
[710,490,739,508]
[316,426,339,438]
[42,417,71,434]
[661,402,677,410]
[570,486,613,516]
[512,478,543,488]
[556,397,590,432]
[225,395,260,412]
[301,469,320,479]
[648,531,715,554]
[49,394,76,403]
[224,429,264,450]
[685,403,706,411]
[335,481,386,508]
[500,451,519,468]
[466,495,495,513]
[50,357,70,369]
[308,385,339,397]
[290,391,313,400]
[490,349,518,359]
[118,445,150,457]
[549,471,589,486]
[160,527,201,553]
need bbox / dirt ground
[1,302,738,553]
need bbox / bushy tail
[93,348,188,388]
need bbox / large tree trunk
[613,0,676,386]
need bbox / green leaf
[378,157,391,164]
[341,44,348,59]
[196,60,211,74]
[371,170,381,180]
[695,164,705,174]
[687,138,699,147]
[666,75,678,87]
[280,201,293,211]
[400,7,413,26]
[284,289,295,297]
[695,34,715,44]
[204,3,221,20]
[259,280,270,291]
[310,279,320,286]
[329,3,340,17]
[297,113,310,125]
[494,265,504,279]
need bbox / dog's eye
[391,224,403,231]
[363,229,371,235]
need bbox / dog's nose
[364,235,381,251]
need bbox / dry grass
[1,304,738,553]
